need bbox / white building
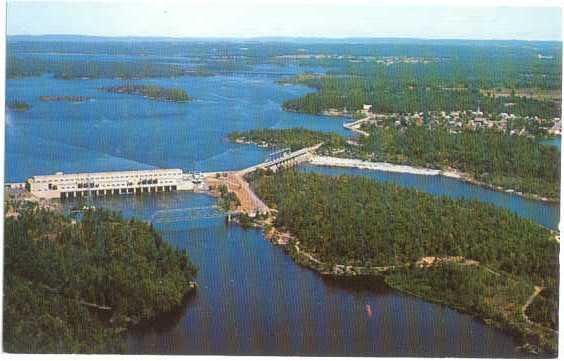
[25,168,196,199]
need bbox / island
[101,84,192,102]
[228,127,560,202]
[229,127,346,152]
[4,200,198,353]
[7,100,31,112]
[247,170,558,354]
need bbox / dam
[20,168,202,199]
[8,145,319,201]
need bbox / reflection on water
[131,292,199,334]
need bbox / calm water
[63,192,526,357]
[6,72,346,182]
[7,60,559,356]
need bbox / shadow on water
[320,274,393,295]
[130,290,199,335]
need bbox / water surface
[63,192,528,357]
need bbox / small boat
[365,304,373,318]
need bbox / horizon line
[6,34,563,43]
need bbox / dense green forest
[101,84,191,102]
[230,126,560,200]
[358,126,560,199]
[386,263,555,353]
[281,74,560,118]
[4,201,197,353]
[249,170,558,352]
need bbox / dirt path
[204,172,269,215]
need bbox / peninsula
[4,200,198,353]
[248,170,558,354]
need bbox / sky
[6,1,563,41]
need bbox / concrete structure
[25,168,201,199]
[16,145,319,205]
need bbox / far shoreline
[308,156,559,204]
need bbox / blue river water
[6,62,559,356]
[62,191,527,357]
[6,72,345,182]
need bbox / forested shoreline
[7,56,215,80]
[281,76,560,118]
[4,201,197,353]
[249,170,559,354]
[6,37,561,356]
[357,126,560,200]
[229,127,560,200]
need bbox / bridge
[239,143,321,175]
[203,144,322,216]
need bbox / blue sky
[7,1,562,40]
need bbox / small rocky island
[7,100,31,111]
[101,84,192,102]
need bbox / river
[61,191,528,357]
[6,56,559,356]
